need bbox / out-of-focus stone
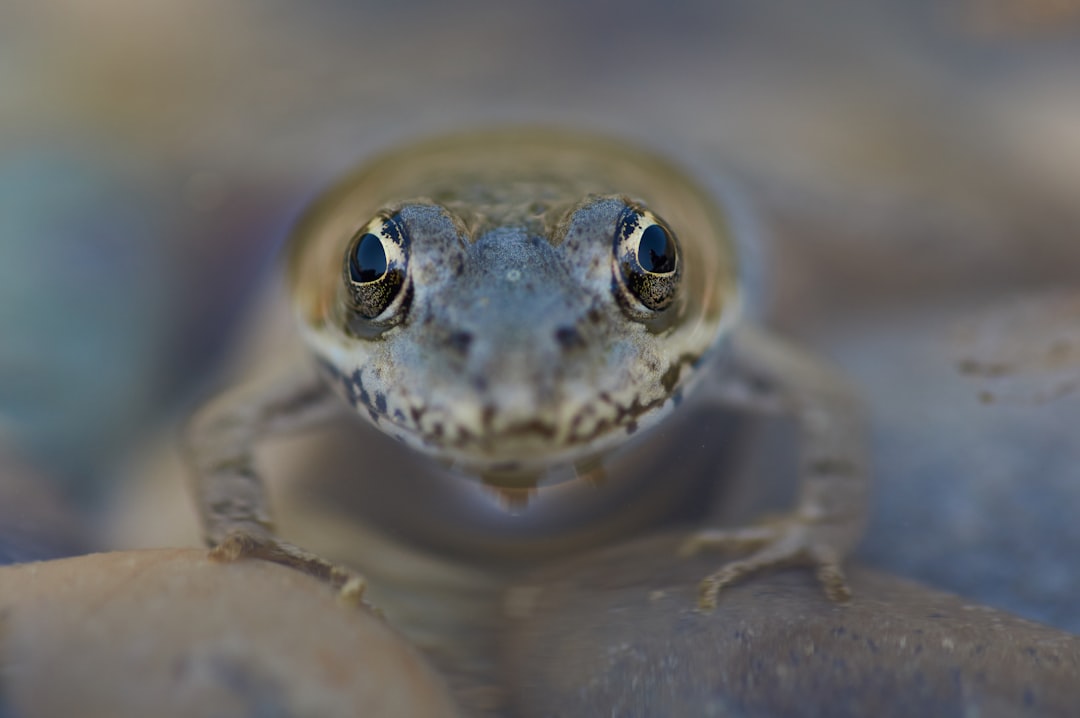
[0,450,89,565]
[0,549,461,718]
[502,534,1080,718]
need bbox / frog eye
[612,205,681,316]
[343,213,410,321]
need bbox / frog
[185,129,867,611]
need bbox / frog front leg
[681,324,868,610]
[184,356,367,603]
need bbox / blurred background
[1,0,1078,629]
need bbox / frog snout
[432,312,598,438]
[461,328,582,401]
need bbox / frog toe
[208,529,368,598]
[689,521,853,610]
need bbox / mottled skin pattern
[312,198,703,480]
[186,129,868,610]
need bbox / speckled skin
[287,131,738,482]
[186,129,868,611]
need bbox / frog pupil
[351,233,387,283]
[638,224,676,274]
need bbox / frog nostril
[554,325,584,351]
[448,330,474,355]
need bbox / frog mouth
[409,405,657,489]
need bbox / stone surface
[0,451,90,565]
[503,534,1080,718]
[0,549,461,718]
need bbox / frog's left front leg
[681,324,868,610]
[184,356,367,603]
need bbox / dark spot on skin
[554,325,584,350]
[339,370,381,426]
[626,420,638,434]
[570,393,662,444]
[574,416,613,442]
[344,369,371,411]
[661,353,698,395]
[410,406,425,425]
[660,363,681,393]
[568,412,584,433]
[448,330,474,355]
[393,409,406,423]
[671,389,684,407]
[375,393,387,414]
[499,420,557,440]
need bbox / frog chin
[423,423,632,494]
[404,388,680,495]
[437,451,610,511]
[434,447,601,490]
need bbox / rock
[0,549,461,718]
[0,450,90,565]
[502,534,1080,718]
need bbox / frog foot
[678,518,851,611]
[209,530,370,609]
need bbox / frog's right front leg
[184,356,366,603]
